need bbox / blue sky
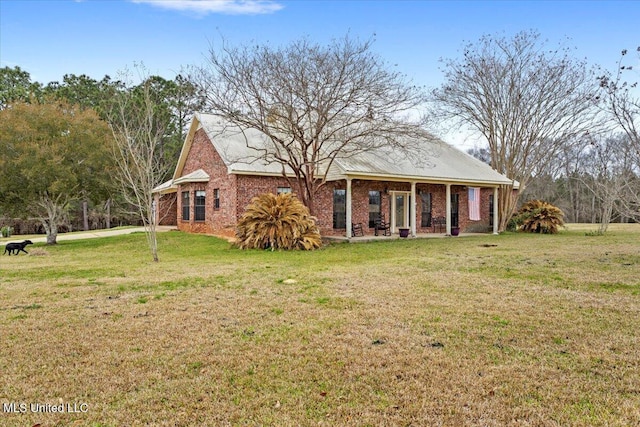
[1,0,638,146]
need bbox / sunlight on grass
[0,226,638,425]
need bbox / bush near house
[235,193,322,250]
[515,199,565,234]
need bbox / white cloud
[131,0,284,15]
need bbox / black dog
[3,240,33,255]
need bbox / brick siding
[155,193,177,226]
[176,128,238,235]
[166,128,498,237]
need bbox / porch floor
[323,232,495,243]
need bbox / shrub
[514,200,564,234]
[1,226,13,238]
[506,216,522,232]
[235,193,322,250]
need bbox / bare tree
[431,30,599,231]
[598,48,640,223]
[599,48,640,148]
[557,143,593,223]
[581,135,631,233]
[106,70,170,262]
[194,35,429,215]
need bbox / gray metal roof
[186,113,513,186]
[173,168,210,184]
[331,139,513,185]
[152,179,177,194]
[197,114,291,176]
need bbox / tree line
[1,31,638,259]
[0,66,204,246]
[472,130,640,233]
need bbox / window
[333,189,346,229]
[213,189,220,210]
[277,187,292,195]
[195,190,206,221]
[420,192,432,227]
[368,190,381,228]
[181,191,190,221]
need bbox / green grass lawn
[1,226,639,426]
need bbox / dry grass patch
[0,227,639,426]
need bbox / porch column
[445,183,452,235]
[346,177,352,239]
[493,187,499,235]
[410,181,417,237]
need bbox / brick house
[153,113,514,238]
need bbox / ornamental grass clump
[515,199,565,234]
[236,193,322,250]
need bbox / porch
[334,176,501,240]
[323,231,492,243]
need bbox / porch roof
[330,141,514,186]
[173,169,210,185]
[152,179,177,194]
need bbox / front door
[390,192,410,233]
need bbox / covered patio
[325,138,514,240]
[340,175,502,240]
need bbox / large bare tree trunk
[498,184,518,232]
[34,193,71,245]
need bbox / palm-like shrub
[515,200,564,234]
[236,193,322,250]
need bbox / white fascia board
[332,172,513,187]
